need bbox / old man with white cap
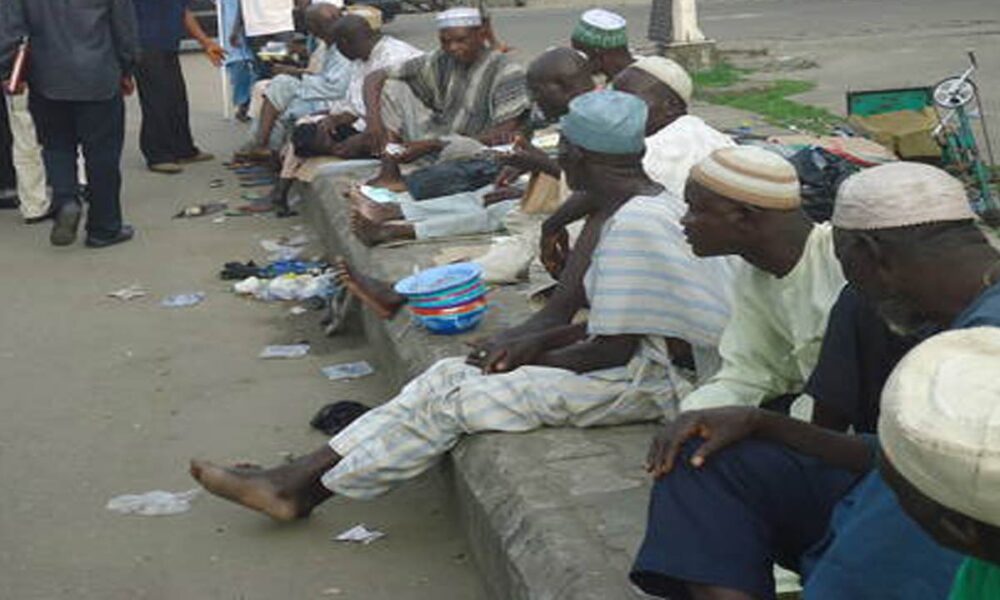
[613,55,734,198]
[879,328,1000,600]
[361,6,529,157]
[570,8,635,82]
[632,161,996,600]
[189,90,736,525]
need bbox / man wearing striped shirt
[189,90,735,520]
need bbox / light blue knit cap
[560,90,647,154]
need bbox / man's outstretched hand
[2,80,25,96]
[120,76,136,96]
[203,40,226,67]
[646,407,761,479]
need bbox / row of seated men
[207,5,1000,599]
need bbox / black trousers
[134,49,199,166]
[29,93,125,238]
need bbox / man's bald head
[527,48,595,121]
[305,3,341,42]
[332,14,378,61]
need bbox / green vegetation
[691,62,844,134]
[691,62,748,89]
[704,79,844,134]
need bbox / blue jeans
[29,93,125,239]
[227,60,255,108]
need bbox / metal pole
[216,1,231,120]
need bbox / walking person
[132,0,223,174]
[0,0,138,248]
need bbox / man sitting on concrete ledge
[571,9,635,84]
[537,55,733,280]
[189,90,734,520]
[345,47,591,247]
[632,163,990,599]
[262,13,423,214]
[360,6,530,189]
[239,4,349,160]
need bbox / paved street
[394,0,1000,113]
[0,60,485,600]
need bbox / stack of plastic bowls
[394,263,488,335]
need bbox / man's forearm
[535,335,638,374]
[363,70,389,133]
[755,411,873,472]
[477,118,523,146]
[184,9,214,48]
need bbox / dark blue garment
[29,93,125,238]
[631,439,861,600]
[805,286,925,433]
[953,280,1000,328]
[133,0,190,51]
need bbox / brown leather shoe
[178,151,215,164]
[149,162,183,174]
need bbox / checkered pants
[323,357,672,499]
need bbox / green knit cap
[571,9,628,49]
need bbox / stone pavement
[300,101,798,600]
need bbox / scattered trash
[161,292,206,308]
[290,306,308,316]
[260,237,309,261]
[259,344,310,359]
[334,524,385,545]
[108,284,148,301]
[220,259,326,281]
[174,202,228,218]
[321,361,374,381]
[212,216,227,224]
[310,401,371,435]
[233,273,336,302]
[321,587,343,596]
[106,489,199,516]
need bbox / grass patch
[701,79,844,134]
[691,62,748,89]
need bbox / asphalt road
[391,0,1000,115]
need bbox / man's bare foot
[348,187,403,223]
[333,257,406,319]
[190,447,338,521]
[190,460,307,521]
[365,157,407,192]
[350,209,415,247]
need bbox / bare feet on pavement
[348,187,403,223]
[333,256,407,319]
[350,209,415,247]
[365,157,408,192]
[190,447,337,521]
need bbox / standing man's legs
[134,49,185,172]
[77,95,129,245]
[29,93,82,246]
[161,50,210,164]
[7,94,50,221]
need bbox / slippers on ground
[309,401,371,436]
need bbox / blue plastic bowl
[408,287,487,310]
[418,306,488,335]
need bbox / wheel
[933,76,977,109]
